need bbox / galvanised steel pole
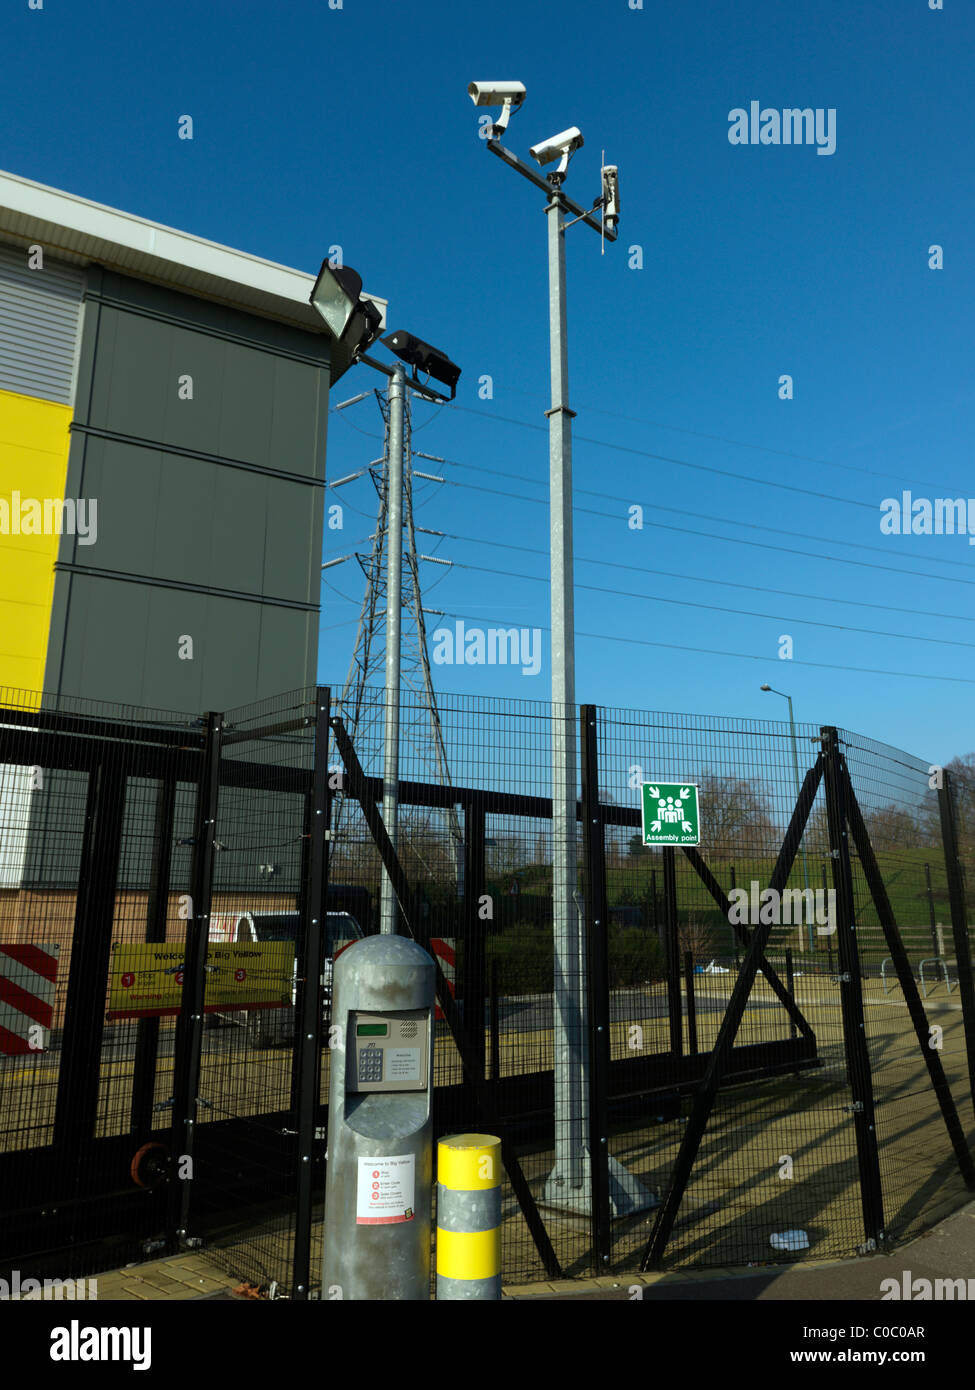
[380,364,406,935]
[766,685,813,950]
[543,182,588,1204]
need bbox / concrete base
[543,1151,659,1216]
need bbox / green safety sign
[640,782,700,846]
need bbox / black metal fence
[1,683,973,1295]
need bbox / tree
[696,773,777,854]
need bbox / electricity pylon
[326,386,464,892]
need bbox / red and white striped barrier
[334,936,457,1019]
[431,937,456,1021]
[0,943,60,1055]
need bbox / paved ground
[51,1193,975,1301]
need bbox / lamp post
[310,263,460,934]
[760,683,814,951]
[469,83,625,1208]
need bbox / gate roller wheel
[130,1142,170,1190]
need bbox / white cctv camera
[601,164,620,231]
[529,126,584,180]
[467,80,526,135]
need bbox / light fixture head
[529,126,584,180]
[467,80,526,135]
[309,261,383,356]
[382,329,461,401]
[760,684,772,692]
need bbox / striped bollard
[436,1134,502,1300]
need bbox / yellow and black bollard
[436,1134,502,1300]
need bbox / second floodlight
[383,330,461,401]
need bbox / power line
[440,528,975,627]
[433,608,975,686]
[447,559,975,651]
[436,474,975,589]
[477,381,957,491]
[448,403,880,511]
[435,454,974,573]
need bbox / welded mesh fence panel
[4,682,974,1291]
[191,688,319,1296]
[0,687,206,1275]
[593,707,869,1271]
[326,685,590,1284]
[841,730,975,1253]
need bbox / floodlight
[382,329,461,401]
[309,261,383,355]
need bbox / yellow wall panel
[0,388,74,696]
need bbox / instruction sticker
[387,1048,421,1082]
[357,1154,415,1225]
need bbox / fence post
[53,759,127,1164]
[489,957,501,1092]
[730,864,739,967]
[169,711,223,1247]
[131,774,176,1137]
[821,725,885,1252]
[662,848,682,1054]
[940,772,975,1119]
[291,688,331,1299]
[580,705,612,1270]
[463,798,487,1081]
[924,862,939,959]
[683,952,698,1054]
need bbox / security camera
[601,164,620,231]
[529,127,584,180]
[467,80,526,135]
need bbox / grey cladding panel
[0,243,84,405]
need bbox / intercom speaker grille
[400,1020,418,1038]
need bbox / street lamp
[468,83,634,1213]
[760,684,814,951]
[311,260,460,933]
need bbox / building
[0,168,385,713]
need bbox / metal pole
[381,364,406,935]
[544,181,587,1204]
[784,695,813,953]
[924,862,939,958]
[291,688,331,1300]
[822,726,885,1251]
[939,775,975,1119]
[580,706,611,1267]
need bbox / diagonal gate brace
[640,753,825,1269]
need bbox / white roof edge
[0,167,387,334]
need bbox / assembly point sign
[640,782,701,847]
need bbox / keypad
[358,1048,383,1082]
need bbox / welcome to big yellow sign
[106,942,295,1020]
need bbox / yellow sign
[106,941,295,1020]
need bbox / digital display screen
[356,1023,388,1037]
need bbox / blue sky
[4,0,974,768]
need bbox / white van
[214,910,365,1046]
